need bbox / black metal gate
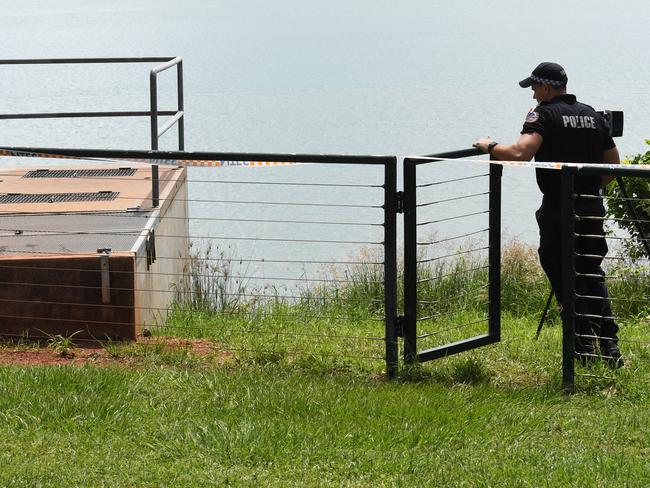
[402,151,502,364]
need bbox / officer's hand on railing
[472,137,494,154]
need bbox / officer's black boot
[600,319,623,368]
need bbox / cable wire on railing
[165,344,386,362]
[417,191,489,208]
[574,232,649,242]
[417,228,489,246]
[417,284,489,305]
[575,214,650,226]
[417,246,489,264]
[1,229,382,246]
[0,249,384,267]
[416,173,488,188]
[575,333,650,346]
[416,301,488,322]
[0,280,388,295]
[417,210,489,227]
[0,192,382,208]
[0,209,383,227]
[416,265,489,284]
[185,179,383,189]
[0,313,136,328]
[187,292,384,304]
[578,193,650,204]
[150,324,385,342]
[573,313,650,329]
[575,271,650,281]
[0,270,383,289]
[0,312,384,330]
[0,298,384,322]
[574,292,650,304]
[0,261,384,277]
[0,172,384,189]
[416,317,489,339]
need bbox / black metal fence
[0,148,399,376]
[9,144,650,390]
[559,164,650,392]
[402,150,501,364]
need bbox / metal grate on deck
[0,191,120,204]
[23,168,136,178]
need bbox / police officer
[473,62,622,366]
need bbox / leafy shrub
[605,140,650,260]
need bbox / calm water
[1,0,649,271]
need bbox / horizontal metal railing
[0,56,184,159]
[0,57,185,206]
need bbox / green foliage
[42,330,82,358]
[605,140,650,260]
[605,259,650,317]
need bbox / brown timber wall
[0,253,136,341]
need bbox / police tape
[2,148,648,172]
[412,156,650,172]
[0,149,296,168]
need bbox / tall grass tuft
[165,239,650,360]
[500,239,549,316]
[175,243,252,314]
[604,252,650,318]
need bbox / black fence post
[149,70,160,206]
[151,164,160,208]
[384,157,399,378]
[403,158,418,363]
[560,166,577,393]
[176,60,185,151]
[149,71,159,150]
[488,163,502,340]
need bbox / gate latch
[396,191,405,214]
[97,248,111,304]
[146,229,157,270]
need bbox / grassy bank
[2,240,650,486]
[159,240,650,371]
[1,316,650,487]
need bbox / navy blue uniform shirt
[521,94,615,202]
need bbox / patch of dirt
[0,337,231,367]
[0,346,110,367]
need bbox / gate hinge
[396,191,405,213]
[396,315,406,338]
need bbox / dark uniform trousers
[536,192,619,341]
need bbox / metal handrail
[0,56,184,150]
[0,57,175,64]
[0,56,185,207]
[425,147,484,159]
[148,56,184,151]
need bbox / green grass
[1,317,650,487]
[2,240,650,486]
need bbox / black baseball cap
[519,62,568,88]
